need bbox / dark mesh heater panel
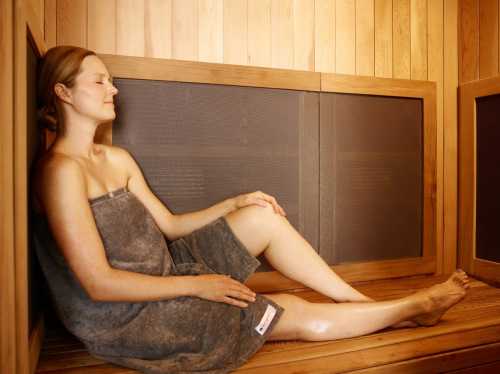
[476,94,500,263]
[112,79,319,271]
[320,92,423,264]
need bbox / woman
[32,46,469,374]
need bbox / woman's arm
[169,199,236,240]
[116,147,238,241]
[39,154,255,305]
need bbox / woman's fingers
[226,289,256,302]
[222,296,248,308]
[227,279,256,298]
[257,192,287,216]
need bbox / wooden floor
[35,275,500,373]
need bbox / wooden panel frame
[320,73,438,281]
[459,75,500,287]
[1,1,16,372]
[10,1,48,374]
[100,55,438,290]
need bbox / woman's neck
[52,119,100,159]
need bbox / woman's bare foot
[411,269,469,327]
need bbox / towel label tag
[255,304,277,336]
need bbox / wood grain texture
[459,0,479,83]
[99,54,321,91]
[56,0,87,47]
[116,0,145,57]
[27,0,44,29]
[314,0,336,73]
[321,72,435,97]
[223,0,247,65]
[145,0,172,59]
[293,0,315,71]
[172,0,197,60]
[271,0,294,69]
[49,0,451,91]
[356,0,375,76]
[428,0,444,273]
[88,0,116,54]
[393,0,410,79]
[248,0,271,67]
[410,0,428,80]
[479,0,499,78]
[443,0,458,274]
[43,0,56,48]
[458,83,476,275]
[14,4,31,373]
[25,0,46,55]
[335,0,356,74]
[35,276,500,373]
[1,1,16,372]
[374,0,393,77]
[458,75,500,282]
[198,0,222,63]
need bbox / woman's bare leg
[226,204,390,302]
[225,205,470,329]
[263,271,468,341]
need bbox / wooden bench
[35,274,500,373]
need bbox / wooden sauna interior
[3,0,500,373]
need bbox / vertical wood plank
[336,0,356,74]
[172,0,197,61]
[356,0,375,76]
[145,0,172,59]
[459,0,479,83]
[0,0,16,371]
[223,0,248,65]
[428,0,444,273]
[28,0,44,31]
[375,0,393,77]
[271,0,294,69]
[248,0,271,67]
[315,0,336,73]
[410,0,428,80]
[40,0,45,26]
[44,0,56,48]
[479,0,499,78]
[116,0,145,57]
[88,0,116,54]
[198,0,222,63]
[444,0,458,273]
[393,0,411,78]
[293,0,315,71]
[57,0,87,47]
[13,3,30,372]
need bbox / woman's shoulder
[32,152,85,214]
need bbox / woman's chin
[97,112,116,123]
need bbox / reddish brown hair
[37,45,96,135]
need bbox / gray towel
[33,187,284,373]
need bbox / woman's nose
[110,85,119,95]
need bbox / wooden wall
[459,0,500,83]
[44,0,459,274]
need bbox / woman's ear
[54,83,72,105]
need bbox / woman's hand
[233,190,286,216]
[193,274,257,308]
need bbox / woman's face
[63,55,119,124]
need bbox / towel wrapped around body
[33,187,284,373]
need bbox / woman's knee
[242,202,279,223]
[263,293,310,341]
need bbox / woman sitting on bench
[32,46,469,374]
